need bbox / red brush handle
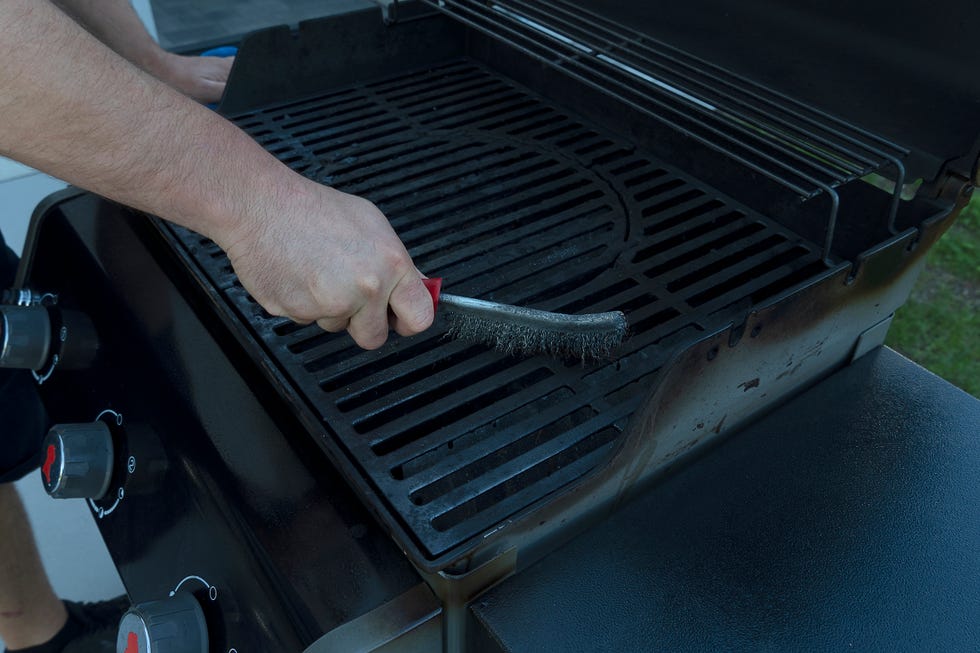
[422,277,442,312]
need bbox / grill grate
[170,60,830,561]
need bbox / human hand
[156,52,233,104]
[218,180,435,350]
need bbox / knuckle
[355,273,384,299]
[382,247,413,273]
[310,277,356,317]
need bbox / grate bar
[378,372,574,468]
[362,359,553,449]
[349,144,523,204]
[414,415,614,514]
[418,201,615,275]
[314,337,474,390]
[344,350,526,421]
[638,219,768,276]
[402,174,610,253]
[671,239,801,301]
[329,140,465,187]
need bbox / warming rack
[407,0,911,261]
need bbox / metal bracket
[303,583,442,653]
[418,548,518,653]
[850,314,894,363]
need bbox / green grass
[887,193,980,397]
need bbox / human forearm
[0,1,433,348]
[0,2,272,242]
[50,0,165,72]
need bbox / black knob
[117,592,209,653]
[0,304,98,373]
[0,305,52,370]
[41,422,114,499]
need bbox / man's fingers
[388,274,435,337]
[346,295,392,350]
[316,316,349,334]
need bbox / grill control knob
[0,305,52,370]
[0,304,98,374]
[41,422,114,499]
[117,592,208,653]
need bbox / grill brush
[422,278,628,360]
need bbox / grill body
[172,8,954,571]
[16,4,973,652]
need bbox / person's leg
[0,229,66,650]
[0,484,66,650]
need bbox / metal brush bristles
[437,293,628,361]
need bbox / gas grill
[7,1,980,651]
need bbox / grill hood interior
[572,0,980,186]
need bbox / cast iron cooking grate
[168,59,832,561]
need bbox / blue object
[200,45,238,58]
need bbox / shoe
[4,596,128,653]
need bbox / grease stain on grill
[167,59,830,560]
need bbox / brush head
[437,292,628,361]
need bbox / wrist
[141,49,179,84]
[207,160,314,256]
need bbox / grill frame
[166,46,839,565]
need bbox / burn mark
[0,610,24,619]
[738,378,760,392]
[712,415,727,434]
[777,340,825,380]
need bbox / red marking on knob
[42,444,56,484]
[124,631,138,653]
[422,278,442,312]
